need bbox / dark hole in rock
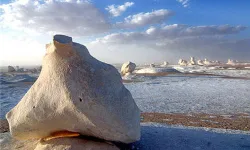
[79,98,82,102]
[33,106,35,108]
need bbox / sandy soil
[1,112,249,133]
[141,112,250,131]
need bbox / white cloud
[94,24,247,44]
[177,0,189,8]
[88,24,249,63]
[0,33,45,66]
[0,0,110,36]
[116,9,174,28]
[106,2,134,17]
[146,24,247,38]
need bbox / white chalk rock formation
[178,59,188,66]
[188,57,196,65]
[227,59,237,65]
[197,60,204,66]
[203,58,211,65]
[6,35,140,143]
[120,61,136,76]
[161,61,169,67]
[8,66,16,72]
[150,63,155,67]
[35,138,119,150]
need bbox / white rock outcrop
[120,61,136,76]
[178,59,188,66]
[197,60,204,66]
[203,58,211,65]
[8,66,16,72]
[6,35,140,144]
[226,59,237,65]
[161,61,169,67]
[188,57,196,65]
[150,63,155,67]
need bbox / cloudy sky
[0,0,250,66]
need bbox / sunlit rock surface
[178,59,188,66]
[121,61,136,76]
[161,61,169,67]
[188,57,196,65]
[6,35,140,143]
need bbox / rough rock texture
[34,138,119,150]
[120,61,136,76]
[6,35,140,143]
[7,66,15,72]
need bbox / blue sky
[0,0,250,65]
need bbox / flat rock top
[53,35,72,44]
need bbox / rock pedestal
[6,35,140,144]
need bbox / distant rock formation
[197,60,204,66]
[161,61,169,67]
[121,61,136,76]
[8,66,16,72]
[17,68,24,72]
[37,66,42,72]
[203,58,211,65]
[150,63,155,67]
[6,35,140,144]
[178,59,188,66]
[227,59,237,65]
[188,57,196,65]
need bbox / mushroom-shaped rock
[6,35,140,143]
[8,66,16,72]
[120,61,136,76]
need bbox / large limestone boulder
[35,138,119,150]
[6,35,140,143]
[120,61,136,76]
[8,66,16,72]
